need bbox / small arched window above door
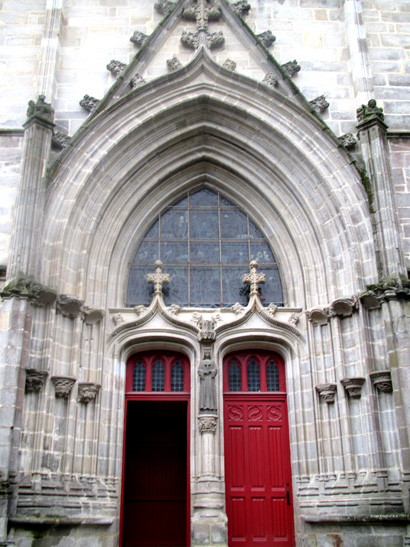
[223,352,285,393]
[127,188,283,308]
[126,352,190,393]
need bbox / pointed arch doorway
[121,351,190,547]
[223,351,295,546]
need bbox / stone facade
[0,0,409,546]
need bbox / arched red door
[223,352,295,546]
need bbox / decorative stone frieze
[146,260,170,295]
[167,55,182,72]
[1,277,57,307]
[231,0,250,16]
[106,60,127,78]
[356,99,384,124]
[130,31,148,48]
[112,313,125,326]
[78,383,101,404]
[330,297,357,318]
[309,95,329,113]
[56,295,83,319]
[25,369,48,394]
[242,261,265,296]
[52,131,71,150]
[51,377,76,399]
[262,72,278,88]
[339,133,357,149]
[198,415,218,433]
[82,307,105,325]
[257,30,276,48]
[181,31,200,49]
[198,351,217,413]
[79,95,100,113]
[130,74,146,89]
[168,304,181,316]
[306,307,329,325]
[341,377,365,399]
[154,0,175,15]
[281,60,301,78]
[231,302,245,314]
[370,371,393,393]
[26,95,54,123]
[316,383,337,403]
[183,0,222,31]
[223,58,236,71]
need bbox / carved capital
[51,377,76,399]
[79,95,100,113]
[130,31,148,48]
[370,371,393,393]
[281,60,300,78]
[25,369,48,394]
[316,383,337,403]
[330,297,357,318]
[341,377,365,399]
[306,307,329,325]
[310,95,329,113]
[257,30,276,48]
[262,72,278,88]
[198,415,218,433]
[78,383,101,404]
[356,99,384,124]
[56,295,84,319]
[26,95,54,124]
[82,307,105,325]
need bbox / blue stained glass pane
[221,210,248,239]
[190,267,220,306]
[190,211,219,239]
[161,241,188,263]
[171,360,184,391]
[267,360,280,391]
[250,242,275,263]
[132,360,146,391]
[249,222,263,239]
[163,267,188,306]
[190,188,218,207]
[229,360,241,391]
[247,358,260,391]
[152,359,165,391]
[222,267,248,306]
[161,209,188,239]
[127,266,154,306]
[221,242,249,264]
[220,197,236,208]
[134,241,159,264]
[190,242,219,264]
[144,221,159,239]
[259,267,283,305]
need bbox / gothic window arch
[127,188,283,308]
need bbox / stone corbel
[316,383,337,403]
[340,377,365,399]
[56,295,84,319]
[51,377,76,399]
[369,371,393,393]
[306,307,329,325]
[329,297,358,318]
[78,383,101,404]
[82,307,105,325]
[25,369,48,394]
[359,290,381,310]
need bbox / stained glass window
[267,360,280,392]
[127,188,283,308]
[132,360,146,391]
[171,360,184,392]
[247,358,260,392]
[228,360,241,391]
[152,359,165,391]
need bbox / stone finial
[306,307,329,325]
[130,74,146,89]
[167,55,183,72]
[339,133,357,149]
[183,0,222,31]
[262,72,278,88]
[356,99,384,124]
[310,95,329,113]
[51,377,76,399]
[223,59,237,71]
[146,260,170,296]
[370,371,392,393]
[107,60,127,78]
[330,297,357,318]
[130,30,148,48]
[316,383,337,403]
[341,377,365,399]
[257,30,276,48]
[82,307,105,325]
[56,294,84,319]
[231,0,251,16]
[181,31,200,49]
[52,131,71,151]
[198,415,218,433]
[79,95,100,113]
[25,369,48,394]
[242,261,265,297]
[281,60,301,78]
[26,95,54,123]
[155,0,175,15]
[78,383,101,404]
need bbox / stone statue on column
[198,350,217,413]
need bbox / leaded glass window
[171,360,184,392]
[132,360,146,391]
[127,188,283,308]
[266,360,280,392]
[247,358,260,392]
[228,360,241,391]
[152,358,165,391]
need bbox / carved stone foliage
[181,31,200,49]
[25,369,48,394]
[168,304,181,316]
[26,95,54,123]
[316,383,337,403]
[0,277,57,307]
[130,30,148,48]
[231,302,245,314]
[134,305,146,317]
[78,383,101,404]
[130,74,146,89]
[341,377,365,399]
[106,60,127,78]
[262,72,278,88]
[370,371,393,393]
[198,415,218,433]
[281,60,300,78]
[198,351,218,413]
[79,95,100,113]
[167,55,182,72]
[330,297,357,318]
[51,377,76,399]
[112,313,125,326]
[288,313,300,326]
[265,303,278,317]
[82,307,105,325]
[356,99,384,124]
[56,294,84,319]
[257,30,276,48]
[183,0,222,31]
[231,0,250,16]
[223,58,236,71]
[306,307,329,325]
[154,0,175,15]
[309,95,329,113]
[339,133,357,149]
[52,131,71,150]
[206,31,225,49]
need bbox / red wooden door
[224,352,295,546]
